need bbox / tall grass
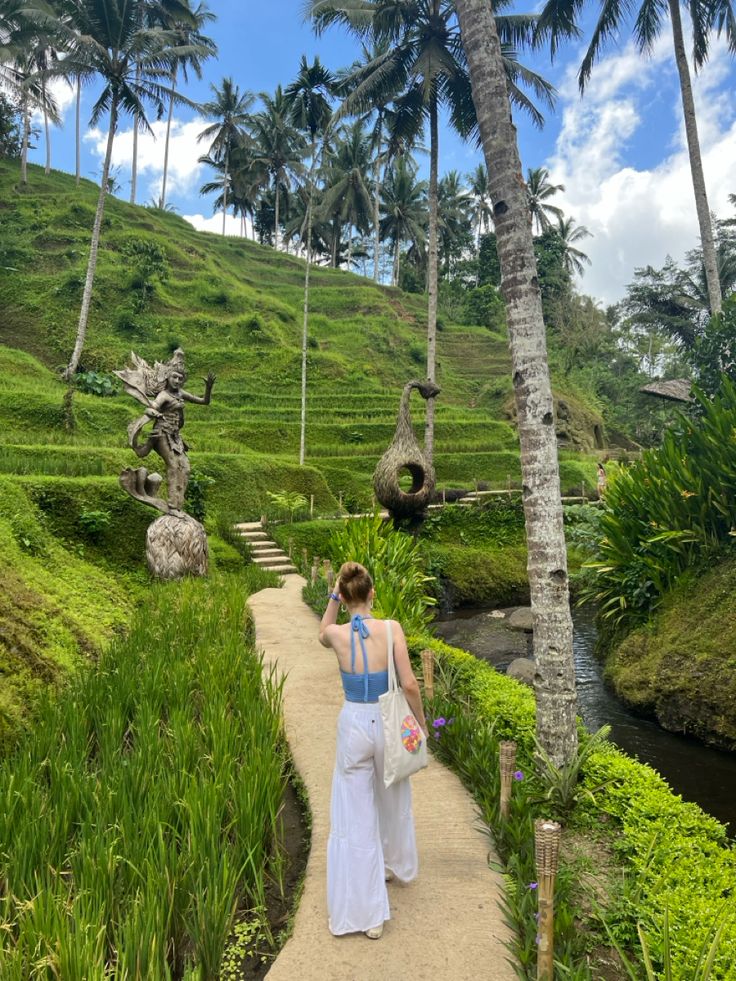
[0,576,288,979]
[582,379,736,627]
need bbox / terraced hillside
[1,161,600,517]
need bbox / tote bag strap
[385,619,399,693]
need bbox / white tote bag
[379,620,428,788]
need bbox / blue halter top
[340,614,389,703]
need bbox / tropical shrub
[582,379,736,628]
[75,370,117,397]
[328,512,436,633]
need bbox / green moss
[430,543,529,606]
[606,556,736,749]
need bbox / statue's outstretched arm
[183,371,216,406]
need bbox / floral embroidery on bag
[401,716,422,754]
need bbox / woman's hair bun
[337,561,373,604]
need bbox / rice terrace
[1,0,736,977]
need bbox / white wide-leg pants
[327,700,418,936]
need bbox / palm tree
[455,0,579,767]
[468,162,493,249]
[47,0,204,379]
[437,169,473,277]
[526,166,564,234]
[284,55,337,466]
[319,120,373,269]
[555,215,591,276]
[310,0,555,463]
[536,0,735,315]
[380,154,427,285]
[158,0,216,210]
[197,77,254,235]
[249,86,307,251]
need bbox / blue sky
[30,0,736,304]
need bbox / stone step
[253,553,290,566]
[237,530,268,541]
[250,541,282,551]
[261,564,298,574]
[234,522,263,531]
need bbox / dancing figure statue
[115,348,215,578]
[373,379,440,520]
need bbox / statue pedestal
[146,513,208,580]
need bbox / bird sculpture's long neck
[395,381,418,443]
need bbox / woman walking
[319,561,428,939]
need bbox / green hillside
[1,160,600,517]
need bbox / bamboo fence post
[535,819,561,981]
[288,538,293,560]
[310,493,314,518]
[310,560,318,585]
[499,741,517,820]
[420,649,435,700]
[442,488,446,505]
[301,548,308,574]
[327,568,334,591]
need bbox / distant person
[319,561,428,940]
[597,462,607,499]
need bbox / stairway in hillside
[234,522,297,575]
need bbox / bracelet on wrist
[329,592,340,602]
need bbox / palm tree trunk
[668,0,722,314]
[373,120,383,282]
[42,80,51,175]
[75,78,81,186]
[130,61,141,204]
[423,90,439,464]
[455,0,578,768]
[347,229,352,269]
[274,179,280,250]
[300,139,318,467]
[393,239,400,287]
[20,97,29,185]
[222,147,229,236]
[159,72,177,209]
[64,99,119,381]
[331,221,338,267]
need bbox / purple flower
[433,731,440,740]
[513,770,524,781]
[534,913,540,922]
[528,882,538,890]
[535,934,541,945]
[432,717,447,728]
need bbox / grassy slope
[607,556,736,750]
[0,160,599,511]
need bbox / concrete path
[249,575,516,981]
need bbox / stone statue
[373,379,440,519]
[115,348,215,578]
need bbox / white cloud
[31,76,76,126]
[85,115,209,204]
[545,33,736,304]
[183,212,250,237]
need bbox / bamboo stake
[302,548,308,574]
[534,819,561,981]
[499,741,517,820]
[420,649,435,699]
[310,493,314,518]
[310,561,318,585]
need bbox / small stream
[434,604,736,833]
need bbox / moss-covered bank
[606,555,736,750]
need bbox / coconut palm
[526,166,564,234]
[437,169,473,277]
[158,0,216,209]
[249,86,307,251]
[319,120,373,269]
[454,0,579,766]
[284,55,337,466]
[380,154,427,285]
[44,0,202,379]
[309,0,555,462]
[197,77,254,235]
[468,162,493,249]
[536,0,735,315]
[555,215,592,276]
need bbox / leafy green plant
[329,512,436,633]
[74,370,117,397]
[529,725,613,818]
[120,237,169,311]
[581,378,736,628]
[185,470,216,522]
[78,508,112,541]
[604,907,730,981]
[267,490,309,523]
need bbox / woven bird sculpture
[373,379,441,519]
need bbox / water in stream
[434,604,736,833]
